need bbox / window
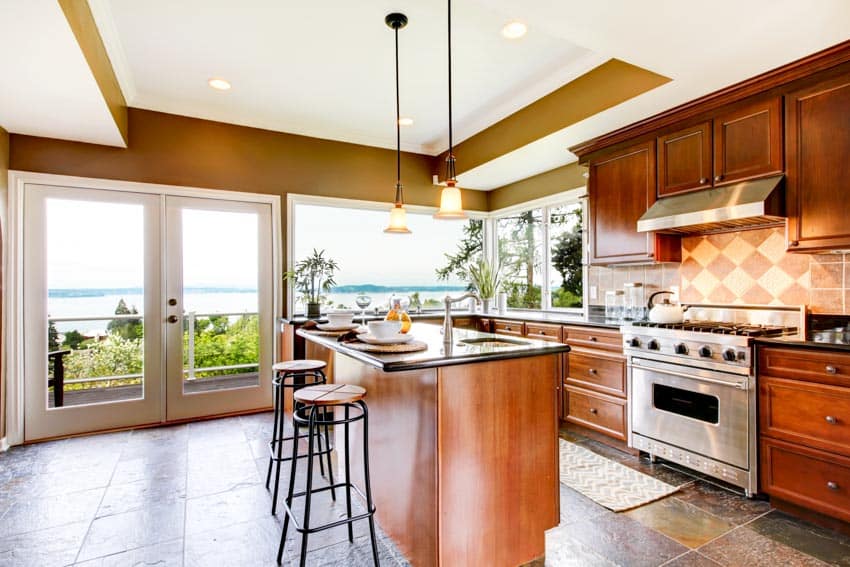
[290,199,482,313]
[494,192,584,311]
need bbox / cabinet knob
[828,481,840,491]
[826,365,838,374]
[789,240,800,247]
[714,175,723,182]
[699,178,708,184]
[589,408,598,414]
[589,368,598,374]
[167,315,179,324]
[588,336,597,342]
[540,331,546,335]
[826,415,838,424]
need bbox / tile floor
[0,415,848,566]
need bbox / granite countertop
[755,336,850,352]
[282,310,621,329]
[297,322,570,372]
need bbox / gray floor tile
[0,520,89,567]
[97,477,187,518]
[0,487,104,539]
[698,526,831,567]
[662,551,723,566]
[73,538,184,566]
[747,510,850,566]
[184,517,280,567]
[545,524,618,566]
[185,484,271,534]
[674,480,771,525]
[77,501,185,562]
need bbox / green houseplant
[286,249,339,318]
[468,257,503,313]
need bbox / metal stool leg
[270,380,287,515]
[344,404,354,542]
[360,401,380,566]
[278,405,303,564]
[325,418,337,502]
[299,406,318,567]
[265,378,279,488]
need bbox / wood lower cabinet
[491,319,524,337]
[758,346,850,525]
[525,322,563,342]
[587,141,681,265]
[564,386,627,442]
[786,71,850,251]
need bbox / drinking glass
[355,294,372,325]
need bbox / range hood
[637,175,785,234]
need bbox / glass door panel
[164,197,273,421]
[24,186,163,440]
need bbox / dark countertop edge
[297,329,570,373]
[281,311,621,330]
[754,336,850,352]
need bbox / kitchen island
[298,322,570,566]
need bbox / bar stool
[265,360,335,515]
[277,384,379,567]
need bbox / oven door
[630,357,750,469]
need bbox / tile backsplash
[589,226,850,314]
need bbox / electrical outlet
[589,285,598,300]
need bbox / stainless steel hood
[637,175,785,234]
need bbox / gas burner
[631,320,796,337]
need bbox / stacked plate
[357,333,415,345]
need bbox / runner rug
[559,439,680,512]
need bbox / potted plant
[286,249,339,319]
[468,257,503,313]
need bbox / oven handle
[631,360,749,391]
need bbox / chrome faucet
[442,292,481,344]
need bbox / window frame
[286,187,586,317]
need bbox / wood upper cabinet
[588,140,681,265]
[785,72,850,251]
[714,97,783,185]
[657,97,782,198]
[657,122,712,196]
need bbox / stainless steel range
[623,305,804,496]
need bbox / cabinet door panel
[657,122,712,197]
[714,97,783,185]
[589,141,658,264]
[786,74,850,251]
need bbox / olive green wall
[10,108,487,211]
[488,162,586,211]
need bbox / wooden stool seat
[294,384,366,406]
[273,359,326,373]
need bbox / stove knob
[698,345,713,358]
[723,349,738,362]
[674,343,689,355]
[628,337,641,348]
[647,339,660,351]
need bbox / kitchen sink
[458,337,530,347]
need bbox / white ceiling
[2,1,849,190]
[0,0,125,147]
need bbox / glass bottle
[385,294,412,333]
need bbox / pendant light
[434,0,467,220]
[384,12,412,234]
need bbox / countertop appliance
[622,304,804,496]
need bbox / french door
[22,184,275,441]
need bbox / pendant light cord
[446,0,456,182]
[395,24,401,191]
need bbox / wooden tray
[342,340,428,354]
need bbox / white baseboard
[0,437,9,452]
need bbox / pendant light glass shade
[434,0,466,220]
[384,13,411,234]
[434,182,467,219]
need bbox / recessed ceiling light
[501,21,527,39]
[208,78,231,91]
[398,117,414,126]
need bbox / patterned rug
[559,439,680,512]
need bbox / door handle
[167,315,179,324]
[631,361,748,390]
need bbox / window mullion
[541,206,551,311]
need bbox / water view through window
[291,203,478,312]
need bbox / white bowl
[368,320,402,339]
[326,310,354,327]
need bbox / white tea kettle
[647,291,689,324]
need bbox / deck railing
[47,311,259,405]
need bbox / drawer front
[759,347,850,387]
[760,377,850,457]
[565,386,626,441]
[565,350,626,397]
[477,318,492,333]
[492,319,525,337]
[761,437,850,523]
[525,323,563,342]
[563,326,622,353]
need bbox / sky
[46,199,259,289]
[292,203,469,287]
